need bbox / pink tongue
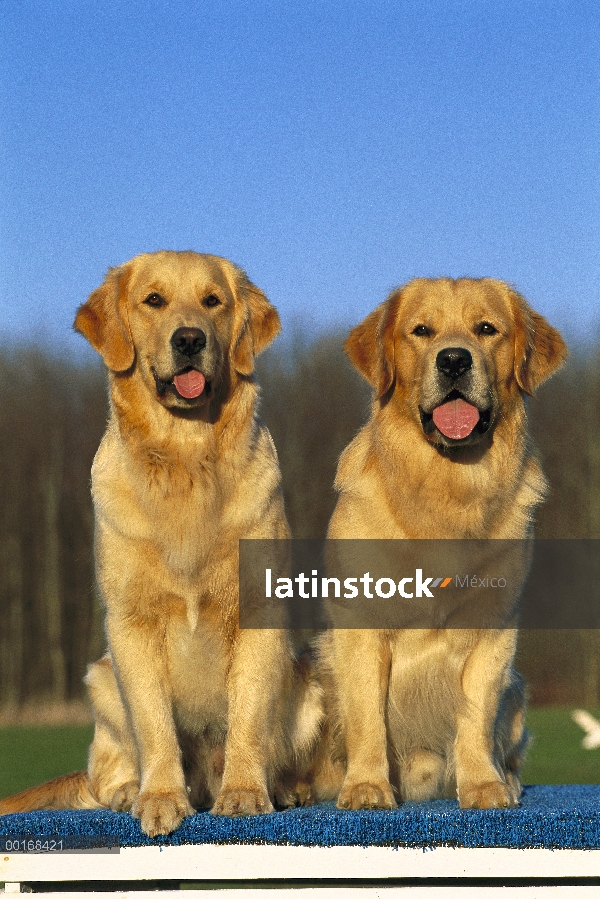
[173,370,206,399]
[432,398,480,440]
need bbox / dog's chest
[386,631,466,751]
[143,468,223,575]
[94,438,230,575]
[167,615,230,730]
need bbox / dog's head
[345,278,567,448]
[74,251,280,411]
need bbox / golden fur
[316,277,567,810]
[0,251,322,836]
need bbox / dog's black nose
[436,347,473,380]
[171,328,207,357]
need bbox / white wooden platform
[2,844,600,895]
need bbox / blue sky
[1,0,598,356]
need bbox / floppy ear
[232,276,281,376]
[74,266,135,372]
[511,290,568,395]
[344,291,399,397]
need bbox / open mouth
[419,390,492,442]
[153,367,212,401]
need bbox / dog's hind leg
[85,655,140,811]
[495,670,529,801]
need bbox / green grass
[0,707,599,803]
[521,706,600,785]
[0,725,93,800]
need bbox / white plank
[2,844,600,883]
[3,889,600,898]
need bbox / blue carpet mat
[1,786,599,850]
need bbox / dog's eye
[144,293,166,308]
[477,322,497,336]
[204,295,221,307]
[412,325,431,337]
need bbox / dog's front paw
[337,779,397,810]
[459,780,518,809]
[110,780,140,812]
[132,789,194,836]
[212,786,273,816]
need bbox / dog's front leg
[454,628,520,809]
[106,614,194,836]
[331,630,396,810]
[212,629,290,816]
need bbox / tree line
[0,335,598,712]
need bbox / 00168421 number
[2,838,64,852]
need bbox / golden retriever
[0,251,321,836]
[316,277,567,810]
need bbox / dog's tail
[0,772,101,815]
